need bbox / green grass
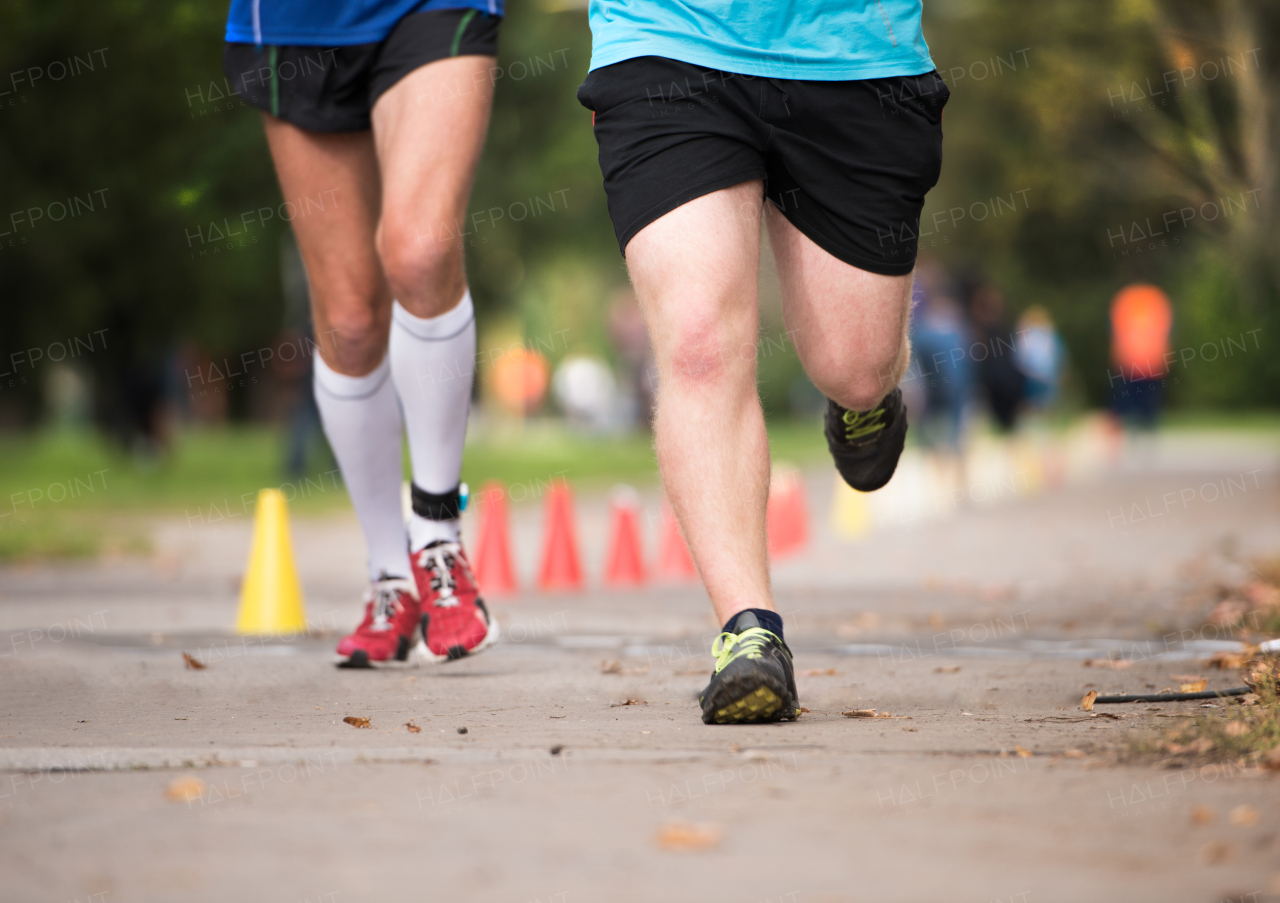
[0,418,829,561]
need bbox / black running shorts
[223,8,500,133]
[576,56,949,276]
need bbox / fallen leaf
[182,652,206,670]
[1063,749,1086,759]
[798,707,811,714]
[1170,674,1206,683]
[1198,841,1232,865]
[1179,679,1208,693]
[1206,650,1248,670]
[1223,721,1248,737]
[655,821,722,851]
[1229,804,1259,827]
[1081,690,1098,712]
[610,698,646,707]
[599,660,622,674]
[343,716,371,729]
[1083,659,1130,670]
[799,668,837,677]
[1014,745,1032,759]
[165,776,206,802]
[934,665,961,673]
[405,719,421,733]
[842,709,892,719]
[1189,805,1215,825]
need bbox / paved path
[2,431,1278,902]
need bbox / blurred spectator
[908,262,972,452]
[607,290,655,430]
[1015,305,1065,410]
[966,282,1025,432]
[552,355,619,430]
[99,309,169,461]
[1109,283,1172,429]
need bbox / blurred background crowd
[1,0,1277,557]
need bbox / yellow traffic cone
[831,474,872,539]
[235,489,307,635]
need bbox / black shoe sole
[700,660,799,725]
[825,391,908,492]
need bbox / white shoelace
[367,578,414,630]
[416,543,460,608]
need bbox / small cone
[604,487,646,587]
[831,476,872,538]
[767,471,809,558]
[538,480,583,591]
[657,500,697,580]
[236,489,307,635]
[473,480,517,596]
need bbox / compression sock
[389,292,476,551]
[723,608,784,642]
[313,353,412,581]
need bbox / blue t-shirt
[587,0,933,81]
[226,0,502,46]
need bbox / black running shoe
[824,387,908,492]
[699,612,800,725]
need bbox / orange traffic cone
[604,487,646,587]
[538,480,583,591]
[767,470,809,558]
[657,499,697,580]
[473,480,517,596]
[236,489,308,635]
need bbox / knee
[660,319,755,393]
[808,337,909,412]
[377,218,463,313]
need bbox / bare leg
[371,55,495,317]
[626,182,773,627]
[765,207,914,411]
[260,118,389,374]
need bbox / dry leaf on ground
[1206,650,1249,670]
[405,719,422,733]
[1229,804,1259,827]
[1063,749,1086,758]
[1081,690,1098,711]
[343,716,371,729]
[1179,679,1208,692]
[610,698,646,707]
[799,668,837,677]
[934,665,961,673]
[182,652,206,670]
[1083,659,1130,670]
[1189,805,1215,825]
[655,821,722,851]
[1014,745,1032,758]
[165,776,206,802]
[1170,674,1206,683]
[1198,841,1232,865]
[842,709,892,719]
[599,660,622,674]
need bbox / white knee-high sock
[389,293,476,551]
[313,354,412,581]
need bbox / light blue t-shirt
[586,0,933,80]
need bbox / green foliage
[2,0,1277,426]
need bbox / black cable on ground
[1093,686,1251,704]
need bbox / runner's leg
[260,117,411,582]
[374,56,494,549]
[626,181,774,627]
[765,209,913,412]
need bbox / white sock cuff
[313,353,392,400]
[392,291,474,341]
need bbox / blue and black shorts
[223,8,499,133]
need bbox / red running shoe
[334,577,420,668]
[410,540,499,662]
